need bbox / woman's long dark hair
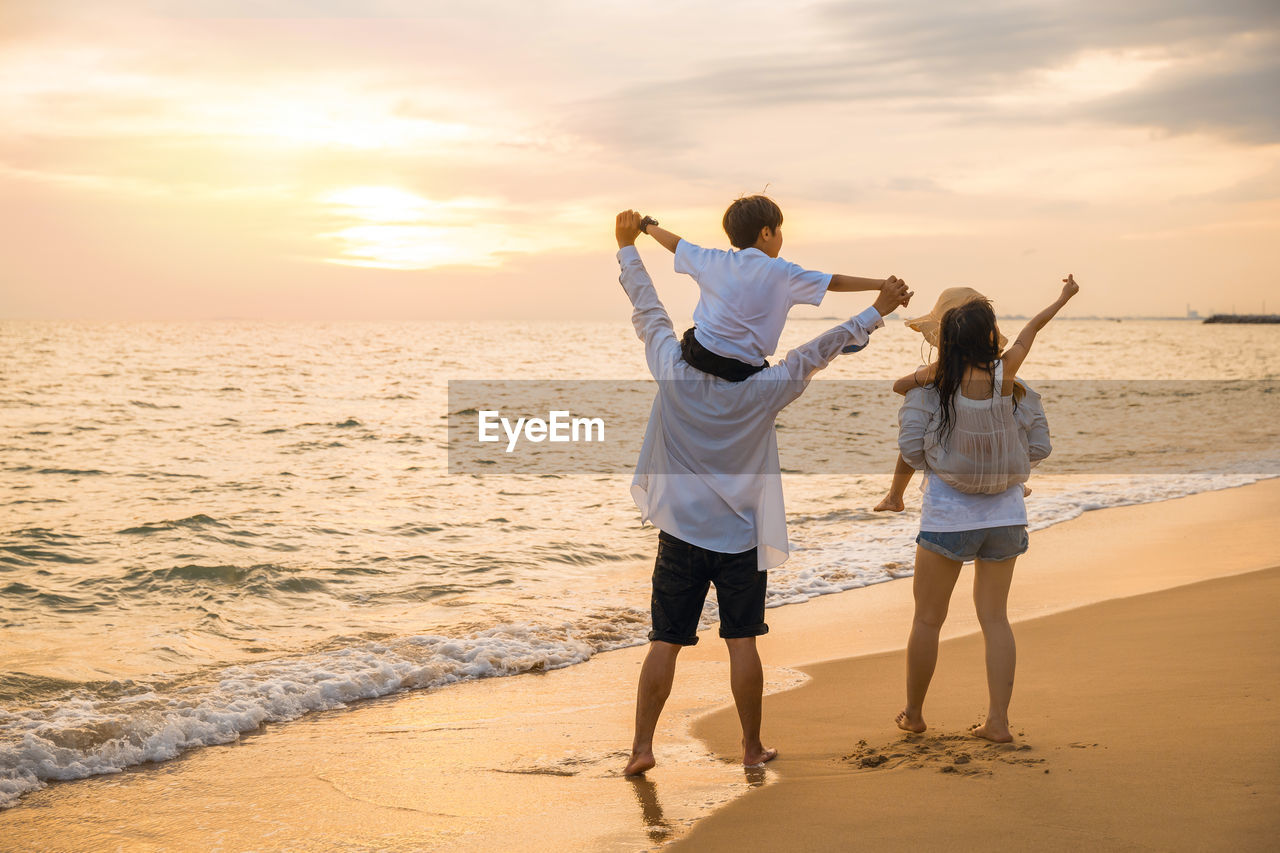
[933,299,1001,444]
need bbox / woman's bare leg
[875,454,916,512]
[971,556,1017,742]
[898,546,962,733]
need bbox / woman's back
[927,359,1030,494]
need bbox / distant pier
[1203,314,1280,324]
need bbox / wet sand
[1,478,1278,850]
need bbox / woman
[893,276,1078,742]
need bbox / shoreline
[3,471,1272,811]
[1,478,1278,850]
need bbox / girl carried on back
[875,276,1079,510]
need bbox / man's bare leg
[725,637,777,767]
[897,546,962,733]
[625,641,682,776]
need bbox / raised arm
[1002,274,1080,376]
[640,218,682,254]
[756,279,913,411]
[828,273,903,293]
[616,211,680,379]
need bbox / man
[613,210,911,775]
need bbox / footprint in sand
[497,749,632,778]
[841,734,1048,777]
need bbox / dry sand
[679,566,1280,852]
[1,479,1277,850]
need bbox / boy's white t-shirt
[675,240,832,365]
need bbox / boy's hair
[722,195,783,249]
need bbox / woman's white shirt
[898,376,1051,532]
[919,473,1026,533]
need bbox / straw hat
[905,286,1008,349]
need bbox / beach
[680,567,1280,851]
[1,478,1276,850]
[681,564,1280,850]
[6,2,1280,848]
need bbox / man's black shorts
[648,530,768,646]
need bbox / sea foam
[0,621,644,808]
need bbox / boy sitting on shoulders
[637,195,903,380]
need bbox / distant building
[1186,304,1199,319]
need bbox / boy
[637,195,903,380]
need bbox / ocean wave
[0,583,98,612]
[281,440,348,452]
[0,540,97,567]
[117,514,228,535]
[106,563,363,601]
[762,466,1280,612]
[0,612,647,809]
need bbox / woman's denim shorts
[916,525,1028,563]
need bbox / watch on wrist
[639,215,658,234]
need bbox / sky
[2,0,1278,321]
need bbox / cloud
[1089,48,1280,143]
[567,0,1280,154]
[819,0,1277,79]
[1179,162,1280,204]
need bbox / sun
[319,186,516,270]
[323,186,434,224]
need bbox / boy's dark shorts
[648,530,768,646]
[680,327,767,382]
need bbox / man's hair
[722,195,783,249]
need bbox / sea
[1,317,1278,808]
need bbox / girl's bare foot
[875,494,905,512]
[969,721,1013,743]
[895,709,926,733]
[624,749,656,776]
[743,746,778,768]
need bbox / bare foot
[874,494,905,513]
[744,746,778,768]
[969,722,1013,743]
[624,749,656,776]
[895,709,926,733]
[1022,485,1033,497]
